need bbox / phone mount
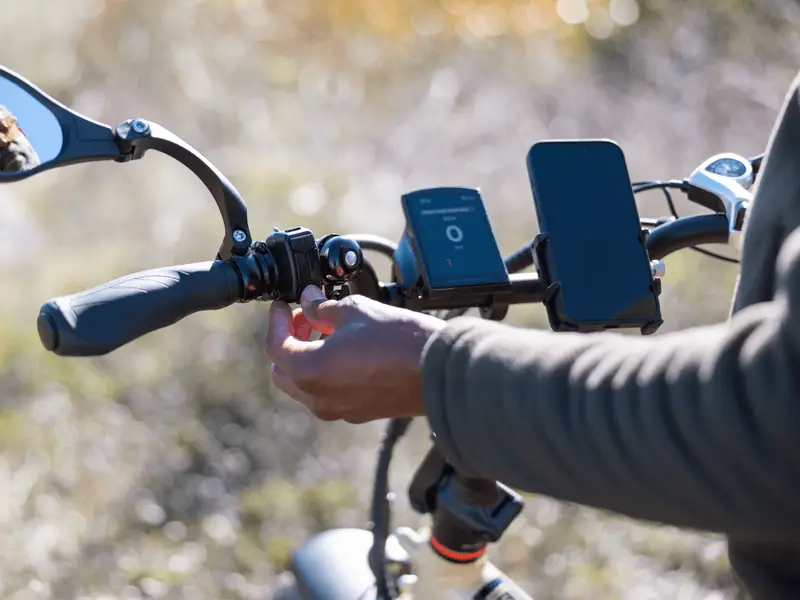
[0,65,253,261]
[531,231,664,335]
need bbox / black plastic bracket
[114,119,252,260]
[479,302,509,321]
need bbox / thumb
[300,285,345,335]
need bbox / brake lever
[114,118,252,260]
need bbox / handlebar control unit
[263,227,324,302]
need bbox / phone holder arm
[114,118,252,259]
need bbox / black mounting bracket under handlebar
[114,118,252,260]
[408,445,524,560]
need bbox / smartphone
[526,139,662,332]
[400,187,510,296]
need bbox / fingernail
[301,285,325,302]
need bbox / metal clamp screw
[650,260,666,279]
[131,120,150,134]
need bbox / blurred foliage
[1,0,799,598]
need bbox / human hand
[265,285,446,423]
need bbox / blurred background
[0,1,798,598]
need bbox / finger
[271,363,316,405]
[292,308,314,341]
[266,301,323,375]
[300,285,345,335]
[266,301,293,354]
[272,364,341,421]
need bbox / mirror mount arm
[113,118,252,260]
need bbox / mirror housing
[0,65,121,180]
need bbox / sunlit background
[0,1,798,598]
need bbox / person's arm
[422,227,800,540]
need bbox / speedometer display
[706,157,747,178]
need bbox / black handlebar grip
[37,261,242,357]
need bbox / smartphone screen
[401,187,509,290]
[527,140,658,326]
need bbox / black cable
[633,180,687,193]
[368,416,412,600]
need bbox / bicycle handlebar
[645,213,729,260]
[38,261,242,356]
[36,214,732,358]
[37,266,546,357]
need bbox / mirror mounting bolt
[131,120,150,134]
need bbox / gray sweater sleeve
[421,226,800,540]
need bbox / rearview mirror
[0,65,252,259]
[0,66,120,181]
[0,77,61,172]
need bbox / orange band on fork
[430,536,487,562]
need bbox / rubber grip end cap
[37,311,59,352]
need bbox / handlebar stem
[408,446,524,562]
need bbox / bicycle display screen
[401,187,510,294]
